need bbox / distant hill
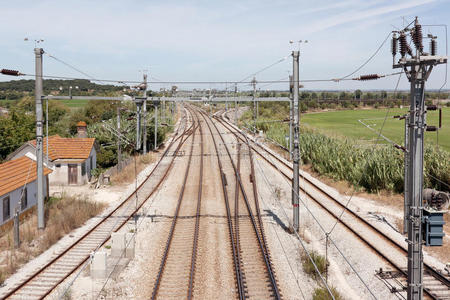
[0,79,123,93]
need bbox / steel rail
[216,113,450,299]
[199,107,281,299]
[234,142,246,298]
[187,114,204,299]
[196,108,246,300]
[245,132,277,281]
[151,115,199,300]
[2,110,194,300]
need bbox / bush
[97,147,117,168]
[313,286,343,300]
[262,125,449,193]
[302,251,328,280]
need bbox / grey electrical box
[422,208,445,246]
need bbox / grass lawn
[301,107,450,152]
[61,99,89,108]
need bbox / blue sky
[1,0,449,90]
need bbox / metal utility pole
[35,48,45,230]
[209,89,212,116]
[135,99,143,151]
[403,114,409,234]
[234,84,238,125]
[292,51,300,232]
[252,77,257,128]
[225,86,228,111]
[289,75,294,161]
[154,100,159,150]
[143,73,148,154]
[14,208,19,248]
[46,98,49,165]
[391,17,447,300]
[117,107,122,171]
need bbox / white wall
[0,177,48,225]
[50,163,69,185]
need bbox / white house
[8,128,96,186]
[0,155,52,226]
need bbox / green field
[61,99,89,108]
[301,107,450,152]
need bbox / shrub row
[260,123,450,193]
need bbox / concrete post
[111,232,126,257]
[125,233,135,258]
[35,48,45,230]
[292,51,300,232]
[90,251,107,279]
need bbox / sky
[0,0,449,91]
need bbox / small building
[8,125,96,185]
[0,155,52,226]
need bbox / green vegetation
[61,99,90,108]
[312,286,343,300]
[301,251,328,281]
[240,102,450,193]
[0,96,174,169]
[0,79,123,95]
[302,108,450,152]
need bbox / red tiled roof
[29,135,95,161]
[77,121,87,127]
[0,156,52,196]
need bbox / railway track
[150,106,281,299]
[216,110,450,299]
[0,110,194,300]
[150,112,202,299]
[199,107,281,299]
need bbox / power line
[339,32,392,80]
[16,71,402,86]
[238,56,289,84]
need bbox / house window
[2,196,10,222]
[56,164,61,168]
[90,156,94,170]
[81,162,86,176]
[21,188,27,211]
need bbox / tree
[0,109,35,161]
[354,89,362,100]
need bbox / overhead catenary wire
[237,56,289,84]
[338,32,392,80]
[17,71,402,86]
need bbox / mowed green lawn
[301,107,450,152]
